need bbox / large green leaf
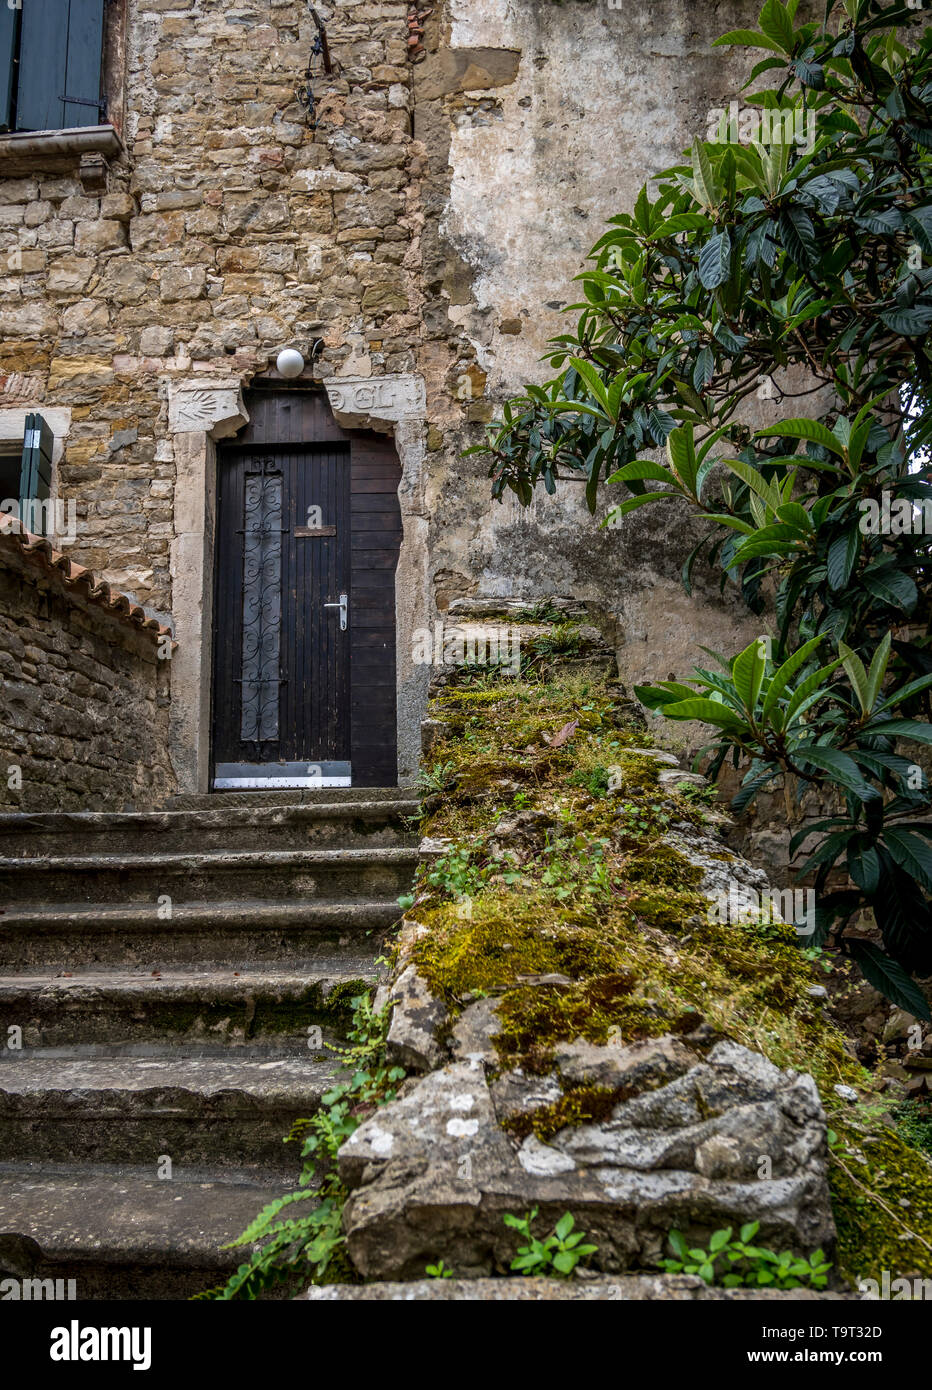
[838,642,871,716]
[861,566,918,613]
[659,697,748,730]
[847,839,881,894]
[846,941,931,1021]
[779,206,818,266]
[826,529,859,591]
[865,631,892,712]
[880,305,932,337]
[712,28,791,54]
[568,358,611,413]
[759,0,796,53]
[732,637,768,715]
[698,230,732,289]
[607,459,674,486]
[761,635,824,722]
[883,829,932,893]
[793,744,873,796]
[863,719,932,743]
[754,418,847,457]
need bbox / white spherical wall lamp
[276,347,305,379]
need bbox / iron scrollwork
[240,467,283,744]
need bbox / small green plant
[425,1260,455,1279]
[801,944,834,975]
[417,760,457,794]
[673,780,718,807]
[425,845,489,899]
[538,832,614,900]
[504,1208,598,1278]
[202,995,406,1300]
[661,1223,832,1290]
[569,765,611,798]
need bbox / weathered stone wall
[2,1,782,628]
[0,0,421,613]
[0,547,173,810]
[413,0,773,695]
[0,0,812,812]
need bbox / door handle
[324,593,348,631]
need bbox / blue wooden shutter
[16,0,105,133]
[19,413,53,536]
[0,2,17,131]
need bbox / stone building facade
[0,0,771,804]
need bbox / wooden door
[210,388,402,788]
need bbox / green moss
[627,887,708,932]
[831,1126,932,1283]
[503,1084,624,1141]
[407,656,932,1275]
[495,978,695,1073]
[323,979,371,1016]
[623,844,703,890]
[616,752,664,794]
[413,896,624,1000]
[894,1100,932,1161]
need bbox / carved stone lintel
[324,374,426,432]
[169,381,249,440]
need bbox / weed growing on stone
[661,1223,832,1290]
[199,995,405,1300]
[504,1208,598,1278]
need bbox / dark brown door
[210,387,402,788]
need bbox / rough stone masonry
[0,0,770,687]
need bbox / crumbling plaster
[418,0,797,727]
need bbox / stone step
[167,787,416,810]
[0,1163,296,1300]
[0,845,420,906]
[297,1277,858,1302]
[0,965,378,1050]
[0,898,401,970]
[175,788,421,808]
[0,798,422,857]
[0,1055,339,1169]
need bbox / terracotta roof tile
[0,515,173,644]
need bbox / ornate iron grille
[240,469,283,743]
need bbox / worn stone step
[167,787,416,810]
[0,898,400,970]
[0,966,378,1050]
[297,1277,859,1302]
[0,799,422,857]
[0,1163,296,1300]
[0,845,420,906]
[0,1055,339,1169]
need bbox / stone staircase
[0,789,419,1299]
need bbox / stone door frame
[168,373,429,795]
